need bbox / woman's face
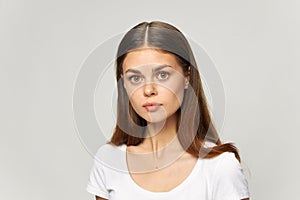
[122,49,188,123]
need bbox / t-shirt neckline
[119,144,201,196]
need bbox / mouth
[142,102,162,112]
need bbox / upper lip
[142,102,162,107]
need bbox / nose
[143,83,158,97]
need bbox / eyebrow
[124,65,172,74]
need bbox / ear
[184,67,191,89]
[184,78,189,89]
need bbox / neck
[141,112,179,152]
[127,112,187,171]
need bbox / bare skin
[126,144,198,192]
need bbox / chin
[145,117,167,124]
[142,112,173,124]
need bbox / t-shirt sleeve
[86,157,110,199]
[212,152,250,200]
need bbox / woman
[86,21,250,200]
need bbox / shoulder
[212,152,242,177]
[201,152,243,180]
[93,143,127,172]
[95,143,123,155]
[201,141,242,174]
[208,153,250,199]
[203,151,237,165]
[212,152,247,187]
[216,152,240,169]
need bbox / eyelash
[156,71,169,80]
[129,75,143,84]
[128,71,170,84]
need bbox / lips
[142,102,162,112]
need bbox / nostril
[144,85,157,96]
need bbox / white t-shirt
[86,143,250,200]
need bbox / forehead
[122,49,182,73]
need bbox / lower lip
[144,105,161,112]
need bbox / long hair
[108,21,241,162]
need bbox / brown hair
[108,21,241,162]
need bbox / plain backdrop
[1,0,299,199]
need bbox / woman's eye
[129,75,143,83]
[157,71,169,80]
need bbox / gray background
[1,0,299,199]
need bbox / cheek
[160,85,185,107]
[127,88,143,108]
[160,80,185,103]
[124,83,135,98]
